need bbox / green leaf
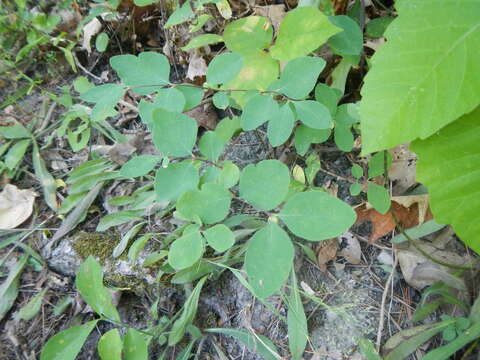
[314,83,342,116]
[134,0,157,5]
[305,153,321,184]
[176,85,204,111]
[143,250,168,267]
[212,92,229,109]
[203,224,235,252]
[0,255,27,321]
[40,320,99,360]
[205,328,279,360]
[96,209,144,232]
[169,276,208,345]
[245,223,294,298]
[199,131,225,161]
[222,51,279,107]
[95,32,109,52]
[177,183,231,224]
[239,160,290,211]
[16,288,47,321]
[327,15,363,56]
[392,220,446,244]
[124,328,149,360]
[279,191,356,241]
[223,16,272,55]
[128,234,152,263]
[270,7,341,61]
[155,161,199,202]
[366,16,394,38]
[217,161,240,189]
[112,222,145,258]
[80,84,125,121]
[189,14,213,32]
[5,139,30,170]
[152,88,186,113]
[269,57,325,99]
[294,125,331,156]
[75,256,120,321]
[358,338,382,360]
[98,329,122,360]
[168,230,205,270]
[214,116,241,143]
[294,100,332,129]
[287,271,308,360]
[110,52,170,95]
[120,155,160,178]
[0,123,31,139]
[241,94,279,131]
[368,151,392,178]
[367,183,390,214]
[267,103,295,147]
[151,108,198,157]
[349,183,361,196]
[383,320,455,360]
[207,53,243,85]
[165,1,194,28]
[32,142,58,211]
[359,0,480,154]
[182,34,223,51]
[411,107,480,253]
[351,164,363,179]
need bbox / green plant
[359,0,480,253]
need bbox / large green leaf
[168,230,205,270]
[223,16,272,55]
[207,52,243,85]
[98,329,123,360]
[411,107,480,254]
[110,52,170,95]
[240,94,279,131]
[40,320,99,360]
[267,103,295,147]
[124,328,149,360]
[269,7,341,62]
[223,51,279,107]
[245,223,294,298]
[177,183,231,224]
[75,256,120,321]
[155,161,199,202]
[151,108,198,157]
[239,160,290,211]
[279,191,356,241]
[360,0,480,154]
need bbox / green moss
[72,231,119,262]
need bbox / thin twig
[376,253,398,352]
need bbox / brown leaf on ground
[316,238,338,272]
[338,232,362,264]
[355,198,433,242]
[253,5,286,32]
[186,103,218,130]
[388,144,417,195]
[0,184,37,229]
[186,52,207,81]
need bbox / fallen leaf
[253,5,286,32]
[186,52,207,81]
[316,238,338,272]
[391,194,429,224]
[388,144,417,195]
[338,231,362,264]
[186,103,218,130]
[355,198,433,242]
[0,184,37,229]
[82,18,102,54]
[396,241,470,290]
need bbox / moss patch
[72,231,119,262]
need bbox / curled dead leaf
[253,5,286,32]
[316,238,338,272]
[338,232,362,264]
[389,144,417,195]
[0,184,37,229]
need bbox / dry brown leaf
[388,144,417,195]
[391,194,429,224]
[316,238,338,272]
[82,18,102,54]
[338,232,362,264]
[355,200,433,242]
[396,241,470,291]
[0,184,37,230]
[186,103,218,130]
[253,5,286,32]
[186,52,207,81]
